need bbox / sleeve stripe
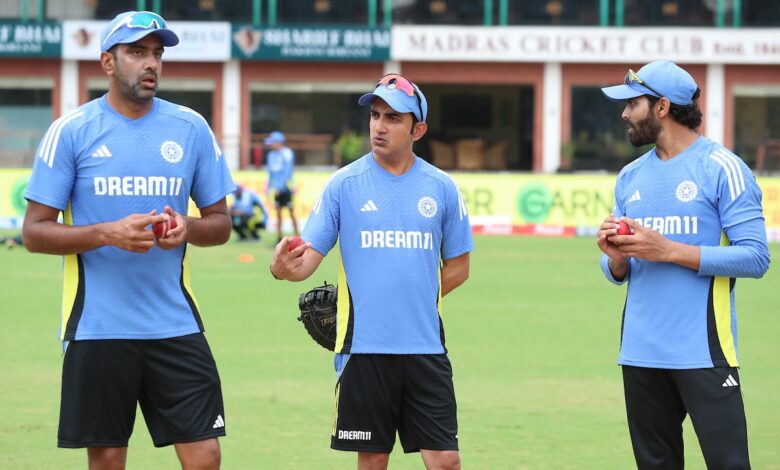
[458,189,467,220]
[178,106,222,160]
[313,167,347,214]
[39,110,83,168]
[436,168,467,220]
[709,150,744,201]
[717,149,746,193]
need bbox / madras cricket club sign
[392,26,780,64]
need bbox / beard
[627,112,661,147]
[114,62,157,104]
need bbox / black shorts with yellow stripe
[331,354,459,454]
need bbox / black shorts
[274,188,292,208]
[622,366,750,469]
[58,333,225,448]
[331,354,458,454]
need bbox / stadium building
[1,0,778,173]
[1,1,779,239]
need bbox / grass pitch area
[1,235,778,469]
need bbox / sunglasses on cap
[624,69,664,99]
[102,11,167,48]
[376,73,425,122]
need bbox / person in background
[265,131,299,243]
[230,185,268,241]
[1,232,23,248]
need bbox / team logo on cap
[675,180,698,202]
[160,140,184,163]
[418,196,437,218]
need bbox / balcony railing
[3,0,776,27]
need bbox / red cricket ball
[153,216,177,239]
[288,235,304,253]
[616,220,632,235]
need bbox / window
[569,86,650,172]
[0,85,52,168]
[733,88,780,173]
[250,90,368,167]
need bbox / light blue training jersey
[267,146,294,192]
[601,136,769,369]
[233,188,267,220]
[24,95,235,341]
[303,154,474,354]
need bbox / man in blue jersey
[231,185,267,241]
[265,131,299,243]
[270,74,473,470]
[22,11,234,469]
[598,61,770,469]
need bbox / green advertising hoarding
[232,25,389,61]
[0,21,61,57]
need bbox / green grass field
[1,235,778,469]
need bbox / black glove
[297,282,337,351]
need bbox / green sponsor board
[232,25,389,61]
[0,21,61,57]
[10,175,29,215]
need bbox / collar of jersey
[99,94,160,124]
[368,153,421,182]
[648,135,706,166]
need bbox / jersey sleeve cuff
[601,255,627,285]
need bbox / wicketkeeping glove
[297,282,337,351]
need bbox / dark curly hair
[647,89,702,130]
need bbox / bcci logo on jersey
[160,140,184,164]
[418,196,437,218]
[676,180,698,202]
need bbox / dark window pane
[507,0,601,26]
[734,95,780,172]
[420,84,534,171]
[277,0,368,25]
[441,94,493,128]
[250,84,533,170]
[250,91,368,166]
[0,88,52,167]
[161,0,252,21]
[569,86,650,172]
[741,0,780,26]
[93,1,142,20]
[393,0,485,25]
[623,0,716,26]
